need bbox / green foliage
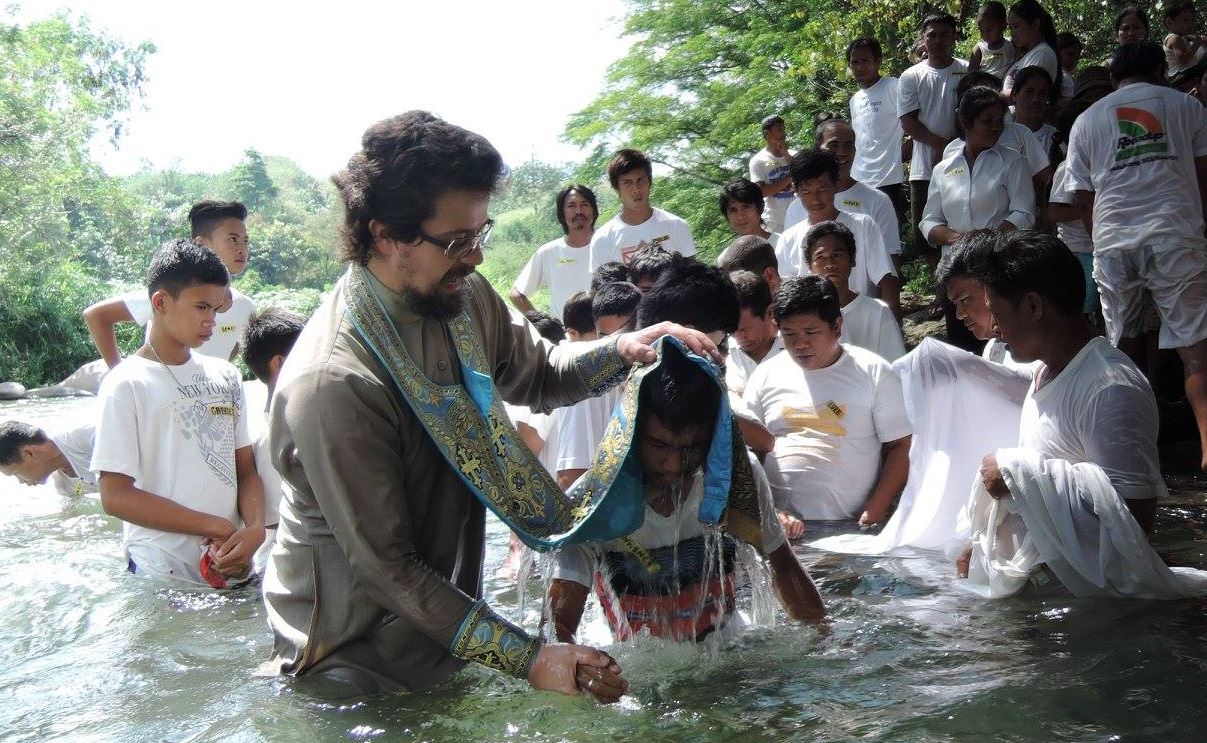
[229,148,280,215]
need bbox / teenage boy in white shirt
[91,238,265,588]
[1065,40,1207,471]
[589,149,695,270]
[720,178,780,248]
[510,185,598,320]
[749,115,796,233]
[847,37,907,221]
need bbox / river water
[2,397,1206,742]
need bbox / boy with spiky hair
[92,238,265,588]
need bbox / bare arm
[508,288,538,316]
[968,44,983,72]
[1047,201,1086,224]
[927,225,962,247]
[767,543,826,623]
[900,111,948,151]
[516,420,545,457]
[1075,190,1096,235]
[859,435,911,526]
[557,468,586,491]
[735,414,774,457]
[99,471,235,541]
[549,578,590,642]
[83,298,136,369]
[756,175,794,198]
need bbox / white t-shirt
[553,452,787,588]
[835,181,903,256]
[725,334,785,397]
[898,59,969,181]
[776,210,896,296]
[1003,42,1060,96]
[849,77,905,187]
[1064,82,1207,252]
[1049,161,1093,254]
[840,294,906,361]
[124,287,256,362]
[245,402,282,529]
[919,144,1036,255]
[1020,337,1165,501]
[49,422,98,497]
[943,122,1049,177]
[555,387,620,474]
[744,345,912,520]
[749,148,796,232]
[976,39,1017,80]
[91,353,252,585]
[510,236,592,321]
[588,208,696,270]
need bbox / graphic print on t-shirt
[173,372,242,488]
[620,234,670,263]
[767,164,793,200]
[781,402,847,436]
[1113,101,1175,168]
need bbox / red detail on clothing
[595,571,736,641]
[199,551,228,589]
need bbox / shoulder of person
[536,236,568,254]
[95,355,151,397]
[843,343,894,376]
[653,206,689,226]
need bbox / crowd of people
[3,0,1207,706]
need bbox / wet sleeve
[1081,383,1164,501]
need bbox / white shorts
[1093,243,1207,349]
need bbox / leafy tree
[230,148,280,215]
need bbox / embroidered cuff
[574,338,628,396]
[449,600,543,679]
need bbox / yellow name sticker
[209,404,236,417]
[218,324,236,334]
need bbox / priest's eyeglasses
[419,219,494,260]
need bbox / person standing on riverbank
[588,149,695,269]
[509,185,598,320]
[261,111,717,699]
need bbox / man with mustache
[262,112,719,701]
[509,185,598,320]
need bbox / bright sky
[14,0,631,178]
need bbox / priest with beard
[261,112,718,700]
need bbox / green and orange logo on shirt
[1115,106,1168,162]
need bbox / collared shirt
[919,143,1036,254]
[943,122,1049,177]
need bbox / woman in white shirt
[1002,0,1062,96]
[919,86,1037,257]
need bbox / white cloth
[123,287,256,362]
[588,208,696,270]
[1064,82,1207,252]
[554,387,620,474]
[943,123,1049,177]
[511,237,592,321]
[835,181,902,256]
[1049,161,1093,254]
[776,210,896,296]
[849,77,905,187]
[91,353,251,585]
[920,143,1036,254]
[744,345,911,521]
[725,334,784,397]
[840,294,906,361]
[810,338,1030,555]
[1020,337,1165,502]
[49,422,98,497]
[749,148,796,232]
[898,59,969,181]
[1031,123,1058,160]
[975,39,1016,80]
[1002,42,1060,96]
[962,448,1207,599]
[553,453,787,587]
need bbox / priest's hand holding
[980,453,1010,499]
[617,321,722,365]
[527,643,629,703]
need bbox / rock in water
[26,385,94,399]
[0,381,27,400]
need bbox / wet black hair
[639,341,721,434]
[636,255,739,334]
[717,235,779,275]
[788,149,840,187]
[591,261,631,292]
[188,201,247,238]
[562,291,595,335]
[333,111,505,266]
[0,421,48,465]
[591,281,643,323]
[242,307,306,383]
[146,237,229,298]
[523,309,566,344]
[771,275,841,326]
[719,179,766,217]
[607,149,653,189]
[805,221,857,264]
[555,185,599,234]
[970,230,1085,314]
